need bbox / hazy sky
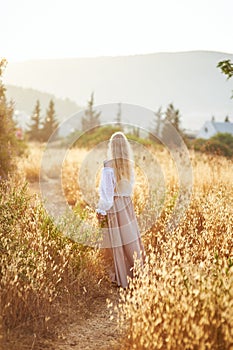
[1,0,233,62]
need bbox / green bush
[73,125,122,148]
[126,133,155,147]
[192,133,233,158]
[201,140,232,157]
[192,138,206,151]
[71,125,156,149]
[0,59,26,178]
[211,132,233,149]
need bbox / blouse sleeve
[96,167,115,215]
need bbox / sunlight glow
[1,0,233,62]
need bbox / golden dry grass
[17,142,45,182]
[110,150,233,350]
[3,143,233,349]
[0,170,109,345]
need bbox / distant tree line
[28,90,186,146]
[28,99,58,142]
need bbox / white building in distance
[197,120,233,139]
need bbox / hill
[5,84,82,130]
[3,51,233,130]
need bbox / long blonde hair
[107,132,134,183]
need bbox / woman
[96,131,145,288]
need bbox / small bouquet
[96,209,108,228]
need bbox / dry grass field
[1,142,233,349]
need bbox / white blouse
[96,165,135,215]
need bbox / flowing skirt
[102,196,145,288]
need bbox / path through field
[53,292,122,350]
[28,179,124,350]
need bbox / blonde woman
[96,131,145,288]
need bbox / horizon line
[6,49,233,64]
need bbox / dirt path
[51,291,123,350]
[28,180,125,350]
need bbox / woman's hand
[96,212,106,223]
[96,212,108,227]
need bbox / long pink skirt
[102,196,145,288]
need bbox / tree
[159,103,184,149]
[0,59,18,178]
[81,92,101,132]
[164,103,182,131]
[217,59,233,99]
[217,60,233,79]
[225,115,230,122]
[28,100,42,141]
[41,99,58,142]
[149,106,163,142]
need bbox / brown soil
[53,290,123,350]
[3,289,124,350]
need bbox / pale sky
[1,0,233,62]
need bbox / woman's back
[103,159,134,196]
[96,132,145,289]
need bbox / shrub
[201,140,232,157]
[0,59,26,179]
[211,132,233,149]
[0,59,17,178]
[70,125,156,149]
[73,125,122,148]
[125,133,154,147]
[192,133,233,158]
[192,138,206,151]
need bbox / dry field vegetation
[0,144,109,349]
[113,152,233,350]
[1,141,233,349]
